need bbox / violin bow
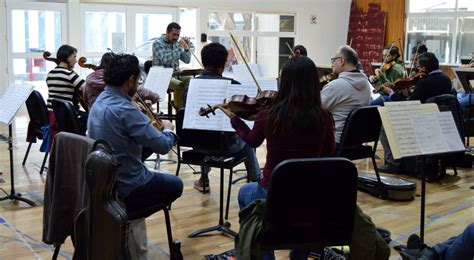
[285,42,295,57]
[381,42,395,66]
[408,42,420,76]
[229,33,262,92]
[398,38,408,77]
[181,39,204,69]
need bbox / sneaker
[194,177,210,193]
[377,164,400,174]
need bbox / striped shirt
[46,66,85,109]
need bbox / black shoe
[400,247,439,260]
[377,164,400,174]
[407,234,424,249]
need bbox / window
[84,11,126,53]
[207,11,295,77]
[407,0,474,63]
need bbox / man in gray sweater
[321,45,371,143]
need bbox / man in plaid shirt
[152,22,194,109]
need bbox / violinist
[45,44,88,130]
[321,45,371,143]
[83,52,160,111]
[185,42,260,193]
[153,22,194,110]
[369,45,405,106]
[87,54,183,258]
[218,56,389,259]
[378,52,453,174]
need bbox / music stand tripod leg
[0,124,36,206]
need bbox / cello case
[357,172,417,201]
[73,141,130,260]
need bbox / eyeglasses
[330,57,342,64]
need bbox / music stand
[0,83,36,206]
[452,67,474,145]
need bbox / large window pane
[256,14,294,32]
[13,58,57,98]
[135,13,172,48]
[456,17,474,63]
[406,17,455,63]
[208,35,252,74]
[208,11,253,31]
[84,11,126,52]
[11,9,61,53]
[256,37,293,78]
[409,0,456,13]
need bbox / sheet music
[183,79,231,131]
[142,66,173,101]
[232,64,262,83]
[437,111,466,152]
[410,112,448,155]
[0,82,35,125]
[384,101,422,158]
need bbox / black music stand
[0,83,37,206]
[0,124,36,206]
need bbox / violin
[199,33,277,120]
[199,90,277,120]
[381,60,396,73]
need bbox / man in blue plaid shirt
[152,22,195,109]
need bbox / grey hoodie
[321,71,371,143]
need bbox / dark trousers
[123,172,183,219]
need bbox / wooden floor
[0,107,473,260]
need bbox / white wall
[0,0,352,93]
[0,0,7,94]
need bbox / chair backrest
[51,99,84,135]
[176,109,234,150]
[261,158,358,250]
[426,94,465,140]
[25,90,49,129]
[337,106,382,153]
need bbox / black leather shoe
[377,164,400,174]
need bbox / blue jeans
[370,94,391,106]
[457,92,474,112]
[201,137,260,181]
[434,223,474,260]
[123,172,183,219]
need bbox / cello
[198,33,277,120]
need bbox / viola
[319,73,337,89]
[199,90,277,120]
[392,70,427,91]
[199,33,277,121]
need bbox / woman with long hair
[221,56,335,207]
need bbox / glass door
[7,2,67,99]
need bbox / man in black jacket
[378,52,454,174]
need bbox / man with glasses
[321,45,372,144]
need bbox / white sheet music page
[232,64,262,83]
[410,112,448,155]
[384,101,422,158]
[0,82,34,125]
[437,111,466,152]
[183,78,231,131]
[222,84,258,131]
[143,66,173,101]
